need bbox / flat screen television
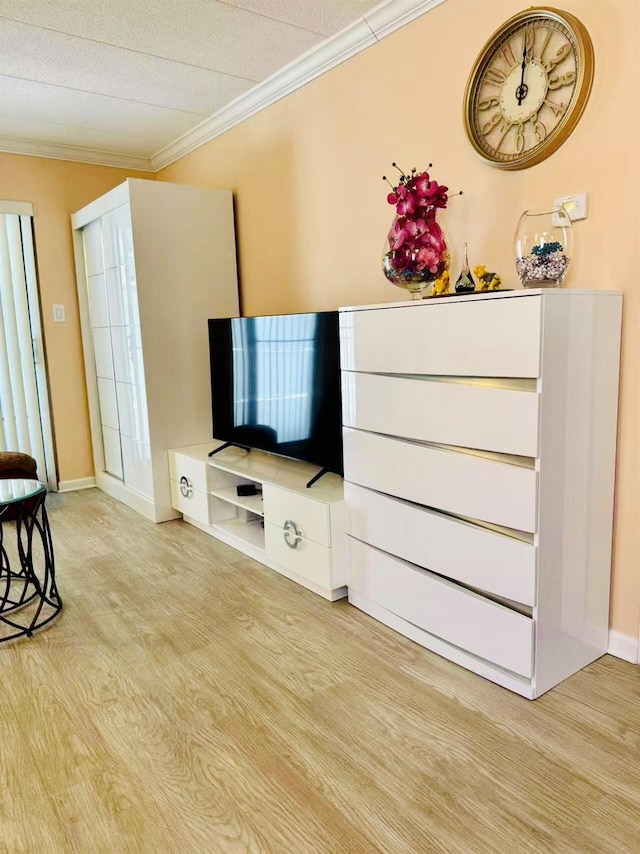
[208,311,343,476]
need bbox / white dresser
[72,179,239,521]
[340,289,622,698]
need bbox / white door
[83,217,123,481]
[102,205,151,498]
[82,207,152,497]
[0,206,56,487]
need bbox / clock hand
[516,43,528,105]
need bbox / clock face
[464,7,594,169]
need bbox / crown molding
[364,0,445,39]
[0,137,153,172]
[150,0,447,172]
[150,20,376,171]
[0,0,446,175]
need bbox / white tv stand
[168,442,346,600]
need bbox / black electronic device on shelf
[236,484,261,497]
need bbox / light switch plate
[553,193,588,225]
[53,304,66,322]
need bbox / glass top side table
[0,478,46,505]
[0,478,62,641]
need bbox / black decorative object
[455,243,476,293]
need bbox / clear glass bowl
[514,207,573,288]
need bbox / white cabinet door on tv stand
[168,442,346,601]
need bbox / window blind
[0,212,49,482]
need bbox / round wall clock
[463,6,594,170]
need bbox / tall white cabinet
[72,179,239,521]
[340,290,622,698]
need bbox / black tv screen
[208,312,343,475]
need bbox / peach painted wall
[0,153,151,483]
[159,0,640,637]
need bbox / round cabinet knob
[180,476,193,499]
[283,519,302,549]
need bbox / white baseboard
[94,472,180,523]
[95,472,155,521]
[607,630,639,664]
[56,477,96,492]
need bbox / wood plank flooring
[1,488,639,853]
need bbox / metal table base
[0,486,62,642]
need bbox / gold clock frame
[463,6,595,170]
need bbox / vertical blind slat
[0,213,48,480]
[0,217,30,450]
[0,342,16,446]
[8,216,46,474]
[0,216,18,449]
[19,216,52,484]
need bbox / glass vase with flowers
[382,163,462,299]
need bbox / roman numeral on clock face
[501,41,517,67]
[544,99,567,118]
[485,66,507,86]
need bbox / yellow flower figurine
[473,265,488,290]
[473,265,501,292]
[432,269,450,296]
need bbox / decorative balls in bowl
[515,207,573,288]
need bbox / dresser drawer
[262,484,331,547]
[345,483,536,606]
[347,537,534,677]
[168,451,208,495]
[340,296,541,378]
[265,522,332,588]
[342,372,539,458]
[170,478,209,525]
[343,428,537,533]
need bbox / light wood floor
[2,489,639,853]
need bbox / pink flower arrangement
[383,163,460,286]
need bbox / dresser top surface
[339,288,622,313]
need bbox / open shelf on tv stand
[206,443,341,495]
[209,485,264,517]
[208,441,335,488]
[169,441,346,601]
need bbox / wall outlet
[53,304,66,322]
[553,193,588,225]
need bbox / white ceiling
[0,0,376,162]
